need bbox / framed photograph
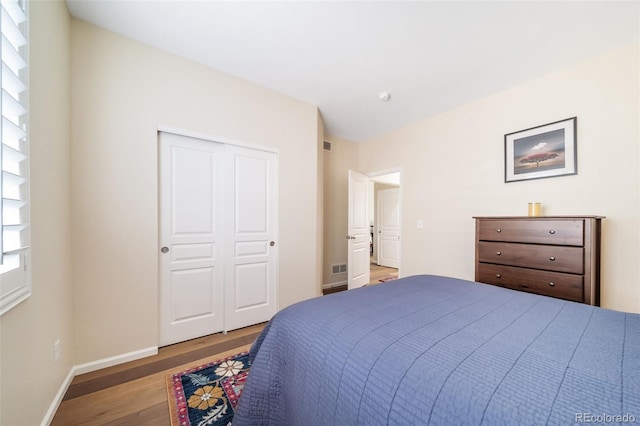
[504,117,577,183]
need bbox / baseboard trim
[41,346,159,425]
[73,346,158,376]
[41,368,75,426]
[322,280,347,290]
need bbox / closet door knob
[161,247,169,253]
[270,241,275,247]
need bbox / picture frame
[504,117,577,183]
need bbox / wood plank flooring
[52,265,398,425]
[370,262,399,283]
[51,323,265,426]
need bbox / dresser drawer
[478,241,584,274]
[477,263,584,302]
[477,219,583,246]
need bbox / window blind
[0,0,29,315]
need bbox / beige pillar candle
[528,202,541,216]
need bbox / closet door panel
[159,133,224,346]
[235,155,268,233]
[234,262,269,309]
[224,145,277,331]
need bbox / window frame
[0,0,30,315]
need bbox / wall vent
[323,141,332,151]
[331,263,347,274]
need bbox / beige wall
[357,44,640,313]
[70,20,320,364]
[322,136,359,286]
[0,1,73,425]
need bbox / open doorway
[324,168,402,296]
[368,171,400,284]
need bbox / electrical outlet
[54,339,61,364]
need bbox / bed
[233,275,640,425]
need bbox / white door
[224,145,278,331]
[159,132,224,346]
[377,188,400,268]
[347,170,370,289]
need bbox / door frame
[157,126,279,344]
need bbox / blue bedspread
[234,275,640,425]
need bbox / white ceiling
[66,1,639,143]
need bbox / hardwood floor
[370,262,399,283]
[52,267,398,425]
[51,323,265,425]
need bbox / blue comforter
[234,275,640,425]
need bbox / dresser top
[473,216,605,219]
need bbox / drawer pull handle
[496,251,501,255]
[549,282,555,287]
[496,274,501,278]
[496,228,501,233]
[549,230,556,234]
[549,256,556,261]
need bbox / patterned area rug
[167,352,250,426]
[379,275,398,282]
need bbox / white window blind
[0,0,29,315]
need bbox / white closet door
[159,132,224,346]
[223,145,278,332]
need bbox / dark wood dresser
[474,216,604,306]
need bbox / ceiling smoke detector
[378,91,391,101]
